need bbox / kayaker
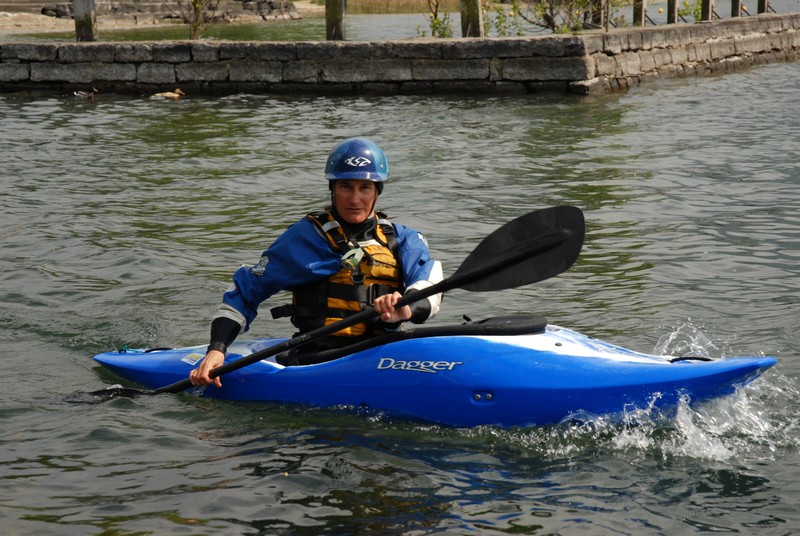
[189,137,443,387]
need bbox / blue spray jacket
[218,214,443,334]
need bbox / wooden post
[326,0,346,40]
[700,0,713,20]
[632,0,646,26]
[731,0,741,16]
[459,0,484,37]
[757,0,768,13]
[73,0,97,42]
[590,0,603,26]
[667,0,678,22]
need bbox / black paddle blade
[453,206,584,292]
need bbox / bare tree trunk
[73,0,97,42]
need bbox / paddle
[86,205,585,400]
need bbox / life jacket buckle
[351,271,365,285]
[365,284,390,305]
[270,304,294,319]
[340,247,364,271]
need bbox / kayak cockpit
[275,315,548,366]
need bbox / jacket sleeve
[393,223,443,323]
[215,218,342,333]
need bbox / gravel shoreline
[0,12,76,34]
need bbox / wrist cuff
[207,341,228,355]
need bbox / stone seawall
[1,13,799,96]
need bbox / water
[2,56,800,533]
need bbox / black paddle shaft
[90,205,585,398]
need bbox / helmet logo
[344,156,372,168]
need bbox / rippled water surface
[2,61,799,534]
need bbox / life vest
[271,210,403,338]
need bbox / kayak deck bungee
[92,317,777,428]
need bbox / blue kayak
[92,316,776,428]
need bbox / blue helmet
[325,138,389,185]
